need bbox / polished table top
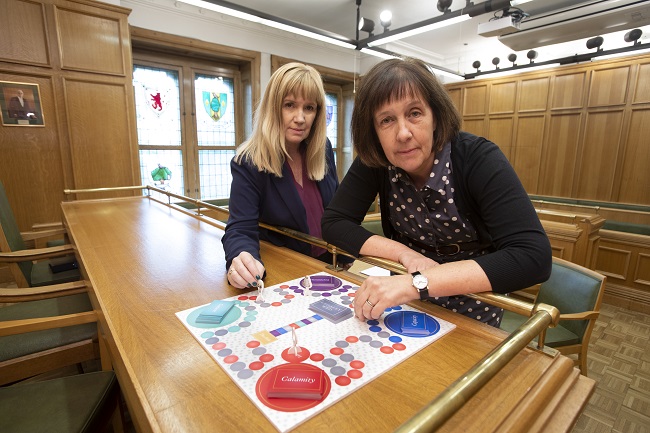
[61,196,594,433]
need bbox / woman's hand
[227,251,265,289]
[398,249,439,273]
[354,274,418,321]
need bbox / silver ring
[365,299,375,308]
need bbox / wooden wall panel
[588,66,630,107]
[538,113,582,197]
[65,79,136,193]
[633,62,650,104]
[489,81,516,114]
[577,110,624,200]
[487,117,514,162]
[551,72,586,110]
[463,85,487,116]
[0,73,65,226]
[55,6,126,75]
[512,115,545,192]
[448,87,461,113]
[0,0,50,66]
[462,118,486,137]
[618,108,650,203]
[519,77,549,112]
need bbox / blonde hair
[235,63,328,180]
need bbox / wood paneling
[448,87,461,113]
[618,108,650,204]
[519,77,549,112]
[463,85,487,116]
[65,79,136,194]
[539,113,582,197]
[462,118,486,137]
[55,6,126,75]
[0,0,136,231]
[448,56,650,206]
[513,115,545,192]
[577,110,624,200]
[487,117,515,162]
[551,72,586,110]
[632,62,650,104]
[0,0,50,66]
[588,66,630,107]
[489,81,516,114]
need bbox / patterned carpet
[572,303,650,433]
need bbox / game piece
[289,327,302,356]
[257,279,266,303]
[302,275,312,297]
[308,298,353,324]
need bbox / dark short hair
[351,57,461,167]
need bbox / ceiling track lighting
[358,17,375,37]
[466,30,649,80]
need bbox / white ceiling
[217,0,650,76]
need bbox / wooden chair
[0,303,123,433]
[0,180,80,288]
[501,257,606,376]
[0,281,99,386]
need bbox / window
[132,49,251,202]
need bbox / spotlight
[527,50,538,63]
[437,0,453,13]
[624,29,642,44]
[379,10,392,32]
[472,60,481,72]
[586,36,604,51]
[492,57,500,69]
[358,17,375,36]
[508,53,517,66]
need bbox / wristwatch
[411,271,429,300]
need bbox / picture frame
[0,81,45,127]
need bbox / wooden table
[61,196,594,433]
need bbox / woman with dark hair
[223,62,341,289]
[322,57,551,327]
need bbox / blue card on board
[196,300,236,324]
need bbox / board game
[176,272,455,432]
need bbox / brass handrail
[64,185,562,432]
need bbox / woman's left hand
[354,274,418,321]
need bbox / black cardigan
[322,131,552,294]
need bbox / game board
[176,272,456,432]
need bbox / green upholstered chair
[0,180,80,288]
[0,371,122,433]
[0,287,99,386]
[0,304,122,433]
[501,257,606,376]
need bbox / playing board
[176,272,456,432]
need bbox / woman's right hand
[227,251,265,289]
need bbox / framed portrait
[0,81,45,127]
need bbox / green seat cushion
[0,293,96,361]
[501,311,581,347]
[0,371,117,433]
[29,257,80,287]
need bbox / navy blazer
[222,139,339,269]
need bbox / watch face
[413,274,428,290]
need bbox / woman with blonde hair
[223,62,342,289]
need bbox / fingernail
[255,275,261,280]
[252,281,258,287]
[247,283,253,288]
